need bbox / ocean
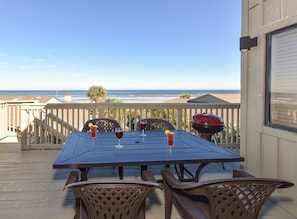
[0,89,240,102]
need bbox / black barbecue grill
[191,113,225,169]
[191,113,224,141]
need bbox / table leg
[118,166,124,179]
[174,164,185,180]
[79,168,88,181]
[174,163,210,182]
[194,163,209,182]
[140,165,148,179]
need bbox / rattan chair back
[203,179,292,218]
[82,118,121,132]
[161,169,294,219]
[67,179,161,219]
[136,118,175,131]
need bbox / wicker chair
[82,118,121,132]
[161,169,294,219]
[65,171,162,219]
[81,118,123,179]
[136,118,175,131]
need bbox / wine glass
[139,119,147,136]
[115,127,123,149]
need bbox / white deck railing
[1,102,240,150]
[0,102,8,140]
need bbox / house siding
[242,0,297,216]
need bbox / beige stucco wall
[241,0,297,216]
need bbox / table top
[53,130,244,169]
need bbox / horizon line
[0,88,241,91]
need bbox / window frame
[265,24,297,132]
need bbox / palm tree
[87,85,107,118]
[87,85,107,103]
[180,93,191,99]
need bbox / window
[265,24,297,131]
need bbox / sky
[0,0,241,90]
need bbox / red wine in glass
[116,131,123,139]
[140,123,146,130]
[140,119,147,136]
[115,127,123,149]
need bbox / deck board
[0,136,295,219]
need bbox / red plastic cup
[90,125,97,138]
[167,132,174,147]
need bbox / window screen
[266,24,297,131]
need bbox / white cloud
[0,62,8,67]
[34,58,46,62]
[24,58,46,63]
[45,64,56,68]
[19,65,34,69]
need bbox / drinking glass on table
[139,119,147,136]
[115,127,123,149]
[167,132,175,148]
[90,125,97,139]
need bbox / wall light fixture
[240,36,258,52]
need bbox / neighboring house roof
[0,96,63,104]
[187,93,240,103]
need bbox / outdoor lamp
[240,36,258,52]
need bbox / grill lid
[191,113,224,134]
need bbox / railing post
[0,102,8,139]
[176,108,183,130]
[21,130,28,150]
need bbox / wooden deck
[0,135,296,219]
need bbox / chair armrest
[161,169,200,190]
[63,171,79,190]
[141,170,163,190]
[233,169,255,178]
[276,180,294,189]
[232,170,294,189]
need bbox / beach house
[1,1,297,218]
[241,1,297,216]
[187,93,240,104]
[0,96,63,134]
